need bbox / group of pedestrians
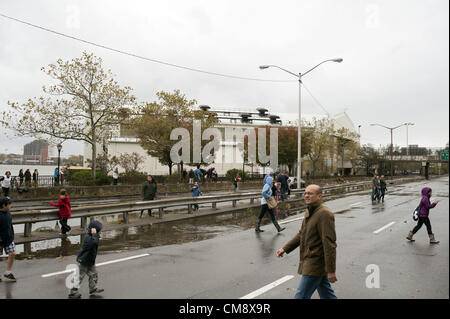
[0,169,40,197]
[189,166,218,184]
[0,167,443,300]
[371,174,387,203]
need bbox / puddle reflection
[11,210,290,260]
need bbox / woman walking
[255,175,285,233]
[407,187,440,244]
[140,175,157,217]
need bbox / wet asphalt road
[1,177,448,299]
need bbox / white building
[83,106,359,176]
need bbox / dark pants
[258,204,276,222]
[412,217,433,235]
[380,189,385,201]
[140,199,154,217]
[1,187,9,197]
[59,218,71,234]
[280,188,288,201]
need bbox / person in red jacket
[49,189,72,235]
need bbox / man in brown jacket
[276,184,338,299]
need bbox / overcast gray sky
[0,0,448,158]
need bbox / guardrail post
[188,204,193,214]
[158,208,164,218]
[250,198,254,204]
[232,200,237,207]
[24,242,32,255]
[81,217,87,230]
[122,212,129,224]
[24,223,32,237]
[212,202,217,209]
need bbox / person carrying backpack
[406,187,440,244]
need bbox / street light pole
[57,144,62,185]
[370,123,409,179]
[298,75,302,185]
[260,58,343,187]
[405,123,414,156]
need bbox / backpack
[412,204,421,221]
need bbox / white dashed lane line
[373,222,396,234]
[240,275,295,299]
[41,253,150,278]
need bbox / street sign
[441,149,449,161]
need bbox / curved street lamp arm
[263,65,299,78]
[301,59,341,78]
[392,123,408,130]
[371,123,391,130]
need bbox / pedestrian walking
[272,181,282,219]
[379,175,387,202]
[140,175,157,217]
[255,175,285,233]
[18,169,24,186]
[112,168,119,185]
[32,169,39,188]
[182,169,187,181]
[212,169,218,182]
[0,197,17,282]
[206,167,215,183]
[406,187,440,244]
[190,183,202,211]
[194,166,203,183]
[234,173,241,192]
[49,189,72,235]
[276,185,337,299]
[200,168,207,183]
[371,174,380,202]
[0,172,12,198]
[276,171,289,201]
[60,168,65,185]
[188,169,195,184]
[24,169,32,187]
[54,168,59,185]
[68,220,104,298]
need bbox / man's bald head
[304,184,323,205]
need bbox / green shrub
[118,171,147,185]
[69,170,112,186]
[95,172,112,185]
[225,169,249,182]
[70,171,95,186]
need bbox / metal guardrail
[12,176,425,237]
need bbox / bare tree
[1,52,136,179]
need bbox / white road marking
[240,275,295,299]
[373,222,396,234]
[279,217,304,225]
[350,202,363,207]
[41,253,150,278]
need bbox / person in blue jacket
[68,220,104,298]
[255,175,285,233]
[190,183,202,211]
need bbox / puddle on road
[8,210,292,261]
